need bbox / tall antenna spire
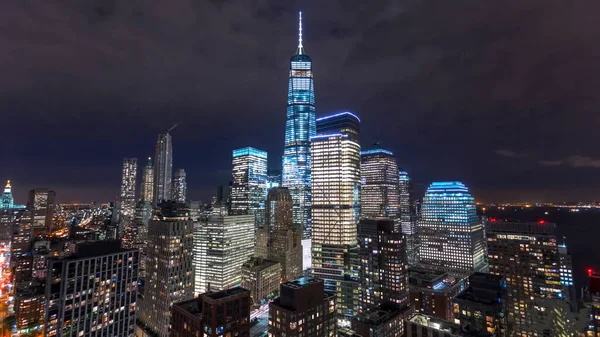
[297,11,304,55]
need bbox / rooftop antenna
[297,11,304,54]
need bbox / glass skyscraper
[119,158,138,218]
[418,181,487,278]
[399,170,418,265]
[359,148,399,220]
[281,12,316,240]
[230,147,268,226]
[153,131,173,206]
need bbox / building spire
[297,11,304,55]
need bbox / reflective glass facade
[418,181,487,278]
[360,149,399,220]
[231,147,268,226]
[153,132,173,206]
[281,14,316,239]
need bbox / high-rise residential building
[172,168,187,203]
[281,12,317,240]
[487,220,563,336]
[140,157,154,203]
[240,257,281,305]
[1,180,14,209]
[418,182,487,278]
[138,203,194,337]
[268,277,337,337]
[120,158,138,217]
[398,170,418,265]
[44,241,139,337]
[360,148,399,220]
[27,188,56,235]
[230,147,268,225]
[264,187,303,282]
[452,273,508,337]
[358,219,409,310]
[15,283,45,336]
[408,267,466,321]
[171,287,251,337]
[153,131,173,205]
[311,112,361,325]
[193,209,255,295]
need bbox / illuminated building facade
[193,211,255,295]
[311,112,361,324]
[360,149,399,220]
[138,203,194,337]
[140,157,154,203]
[230,147,268,225]
[358,219,408,310]
[15,284,45,335]
[153,131,173,206]
[264,187,302,282]
[281,12,316,239]
[44,241,139,337]
[120,158,138,217]
[240,257,281,304]
[1,180,14,209]
[267,169,282,189]
[268,277,337,337]
[487,220,563,336]
[399,170,418,265]
[585,272,600,336]
[408,267,466,321]
[172,168,187,203]
[418,182,487,278]
[27,188,56,234]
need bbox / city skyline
[1,2,598,203]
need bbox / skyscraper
[172,168,187,203]
[140,157,154,203]
[1,180,14,209]
[311,112,361,324]
[193,209,255,295]
[487,220,564,336]
[138,203,194,337]
[418,182,487,278]
[230,147,268,225]
[399,170,418,265]
[360,148,399,220]
[264,187,303,282]
[44,241,139,337]
[281,12,316,239]
[27,188,56,235]
[358,219,408,310]
[153,131,173,206]
[119,158,138,217]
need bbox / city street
[250,306,269,337]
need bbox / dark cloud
[1,0,599,202]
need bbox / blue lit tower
[418,182,487,278]
[281,12,316,239]
[1,180,14,210]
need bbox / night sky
[2,0,599,204]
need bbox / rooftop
[353,304,411,326]
[173,298,202,317]
[204,287,250,302]
[282,276,322,289]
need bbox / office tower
[172,287,251,337]
[358,219,408,310]
[193,210,254,295]
[27,188,56,234]
[11,210,33,256]
[360,148,399,220]
[350,304,413,337]
[268,277,337,337]
[408,267,466,321]
[558,241,576,310]
[15,283,45,335]
[452,273,507,336]
[138,203,194,337]
[140,157,154,203]
[240,257,281,304]
[418,182,487,278]
[1,180,13,209]
[214,183,231,210]
[311,112,361,324]
[119,158,138,217]
[172,168,187,203]
[230,147,268,225]
[44,241,139,337]
[264,187,303,281]
[153,131,173,205]
[399,170,418,265]
[281,12,316,240]
[487,220,563,336]
[267,169,282,189]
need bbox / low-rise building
[409,267,466,320]
[351,304,412,337]
[241,257,281,305]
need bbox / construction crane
[166,123,178,133]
